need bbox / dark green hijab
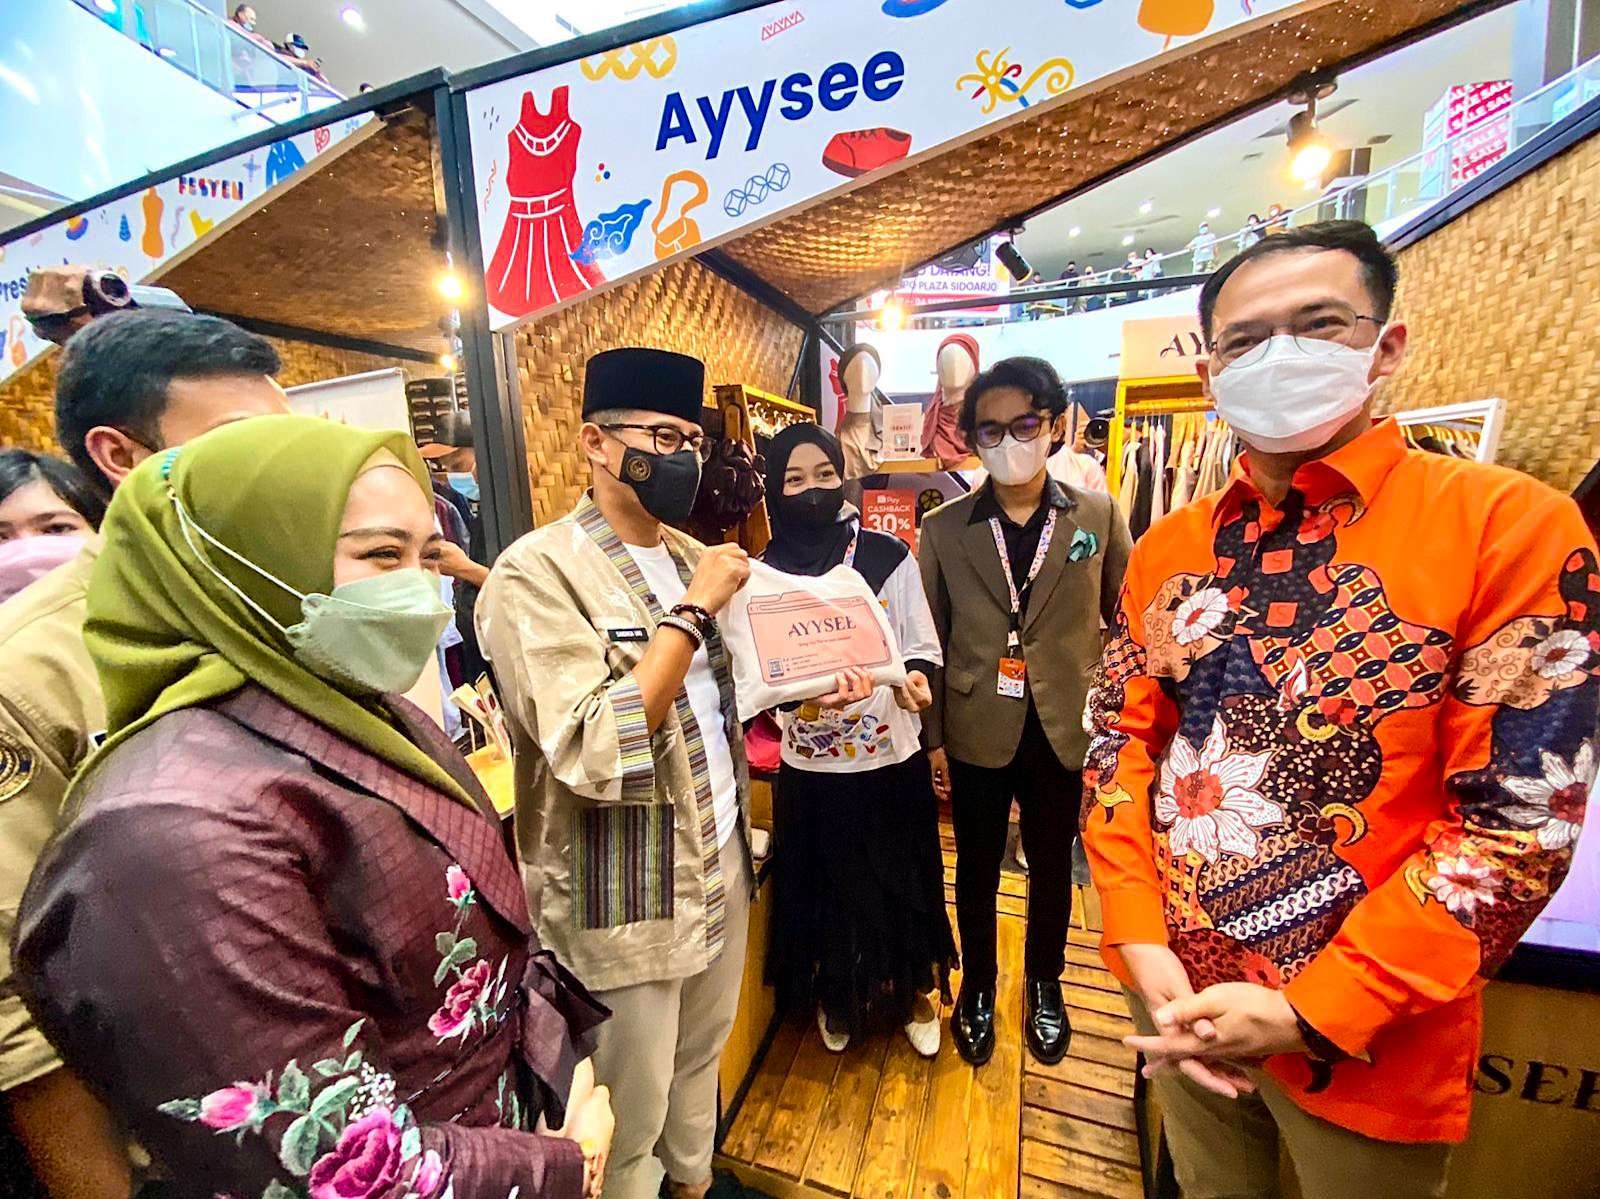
[78,413,473,807]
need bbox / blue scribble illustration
[570,197,653,266]
[265,139,306,187]
[722,163,792,218]
[882,0,955,14]
[118,214,131,242]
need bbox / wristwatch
[1288,1002,1347,1063]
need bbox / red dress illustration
[485,86,604,318]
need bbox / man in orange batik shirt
[1083,221,1597,1199]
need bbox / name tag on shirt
[607,626,650,644]
[997,657,1026,699]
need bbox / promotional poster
[0,113,371,385]
[464,0,1300,330]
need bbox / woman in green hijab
[16,415,613,1199]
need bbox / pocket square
[1067,529,1100,562]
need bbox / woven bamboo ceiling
[159,104,449,354]
[719,0,1485,315]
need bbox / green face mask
[172,494,453,695]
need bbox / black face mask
[615,445,701,527]
[777,486,844,531]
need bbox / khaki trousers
[593,836,751,1199]
[1128,993,1452,1199]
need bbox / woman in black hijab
[760,423,956,1057]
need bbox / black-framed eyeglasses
[25,306,91,347]
[600,422,710,460]
[972,412,1048,450]
[1209,302,1383,368]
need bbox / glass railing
[992,51,1600,318]
[70,0,343,122]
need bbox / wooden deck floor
[716,824,1142,1199]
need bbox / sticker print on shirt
[784,701,893,761]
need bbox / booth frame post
[436,85,536,558]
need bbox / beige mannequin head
[842,350,880,414]
[937,342,976,402]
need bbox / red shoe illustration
[822,127,913,177]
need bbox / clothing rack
[1109,387,1237,540]
[1390,397,1505,464]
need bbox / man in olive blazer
[919,356,1132,1068]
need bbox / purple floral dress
[14,686,607,1199]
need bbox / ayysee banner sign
[465,0,1301,331]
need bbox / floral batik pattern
[1407,548,1600,970]
[160,863,517,1198]
[158,1017,446,1199]
[431,865,512,1043]
[1086,486,1591,993]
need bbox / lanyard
[843,533,858,569]
[989,506,1059,652]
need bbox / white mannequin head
[842,349,880,414]
[937,342,976,400]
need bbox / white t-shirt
[774,542,943,774]
[625,541,741,849]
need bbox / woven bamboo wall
[0,336,421,455]
[723,0,1472,313]
[511,257,805,525]
[1379,131,1600,492]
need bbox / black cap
[582,348,705,423]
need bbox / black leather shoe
[1026,978,1071,1065]
[953,983,996,1066]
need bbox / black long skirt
[767,752,957,1034]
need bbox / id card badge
[997,657,1027,699]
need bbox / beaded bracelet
[659,613,705,649]
[669,602,714,632]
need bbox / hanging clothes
[485,86,604,318]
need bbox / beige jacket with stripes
[476,496,751,993]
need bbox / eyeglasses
[1210,302,1382,368]
[972,412,1048,450]
[25,306,90,347]
[600,422,710,460]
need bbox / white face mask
[978,433,1050,486]
[1209,333,1382,455]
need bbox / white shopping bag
[721,559,907,721]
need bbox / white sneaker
[904,1013,940,1058]
[817,1007,850,1053]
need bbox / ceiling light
[1206,207,1222,219]
[1068,226,1081,238]
[1285,70,1339,186]
[1121,234,1135,247]
[1138,199,1153,216]
[439,352,458,372]
[339,4,366,31]
[1288,113,1332,183]
[879,297,907,331]
[436,271,464,303]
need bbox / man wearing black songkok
[478,348,754,1199]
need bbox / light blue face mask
[172,493,453,695]
[446,472,480,504]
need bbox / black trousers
[948,702,1079,988]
